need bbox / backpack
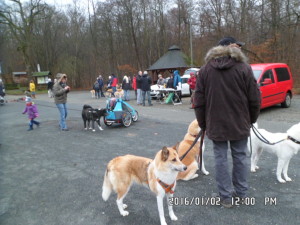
[94,83,100,89]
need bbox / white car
[150,68,200,98]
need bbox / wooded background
[0,0,299,89]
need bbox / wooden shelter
[147,45,190,82]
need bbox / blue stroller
[104,98,139,127]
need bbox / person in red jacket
[132,75,137,99]
[111,74,118,96]
[187,72,196,108]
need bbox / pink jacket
[23,103,39,119]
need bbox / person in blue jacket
[173,70,182,102]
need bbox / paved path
[0,92,299,225]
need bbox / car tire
[281,92,291,108]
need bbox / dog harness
[157,179,175,194]
[288,136,300,144]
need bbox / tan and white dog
[249,123,300,183]
[177,119,209,181]
[90,90,95,98]
[102,146,187,225]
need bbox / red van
[251,63,293,109]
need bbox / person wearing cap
[187,72,197,108]
[52,73,70,131]
[194,37,261,208]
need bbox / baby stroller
[104,98,139,127]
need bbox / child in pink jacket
[22,97,40,131]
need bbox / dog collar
[287,136,300,144]
[157,179,175,194]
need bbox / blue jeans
[123,90,130,101]
[142,90,152,106]
[56,103,68,129]
[212,138,249,199]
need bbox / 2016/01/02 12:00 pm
[168,196,277,206]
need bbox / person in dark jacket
[98,75,105,97]
[47,78,54,98]
[140,71,152,106]
[136,71,143,105]
[122,75,131,101]
[194,37,261,208]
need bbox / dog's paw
[170,213,178,221]
[123,204,128,209]
[121,211,129,216]
[251,168,256,173]
[92,129,96,132]
[255,166,259,170]
[89,127,92,130]
[98,126,104,131]
[191,174,199,179]
[285,177,292,182]
[278,178,286,183]
[202,170,209,175]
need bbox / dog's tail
[102,168,113,201]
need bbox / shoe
[27,127,33,131]
[220,198,233,208]
[149,104,153,106]
[36,122,40,127]
[61,128,69,131]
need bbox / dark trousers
[212,138,249,199]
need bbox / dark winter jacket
[194,46,261,141]
[122,78,131,91]
[136,75,142,89]
[140,74,152,91]
[53,74,69,104]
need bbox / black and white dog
[82,105,107,132]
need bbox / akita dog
[177,119,209,181]
[102,146,187,225]
[250,123,300,183]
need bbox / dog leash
[198,129,205,171]
[179,130,203,161]
[251,125,286,145]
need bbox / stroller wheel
[131,110,139,122]
[104,116,113,126]
[122,111,132,127]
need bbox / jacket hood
[205,46,248,70]
[173,70,180,76]
[56,73,67,83]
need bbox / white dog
[249,123,300,183]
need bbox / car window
[275,67,290,82]
[182,78,188,84]
[260,70,274,84]
[252,70,262,80]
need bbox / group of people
[21,36,262,210]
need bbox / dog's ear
[161,146,169,161]
[171,142,180,152]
